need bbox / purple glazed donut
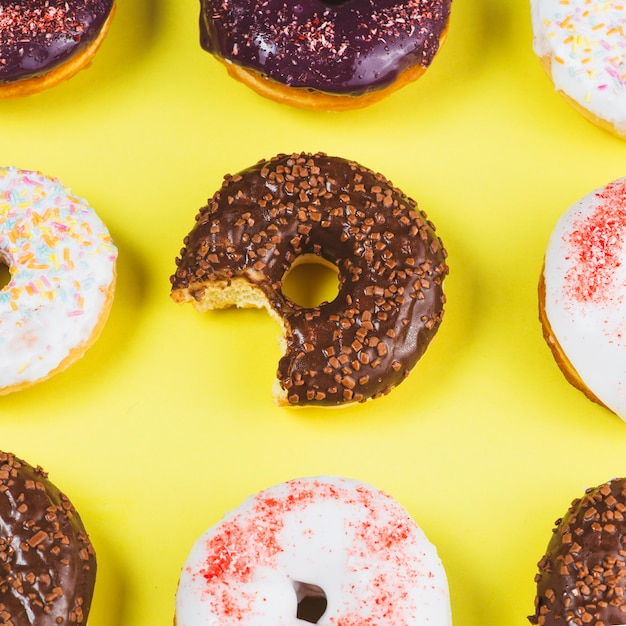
[0,0,116,98]
[198,0,452,110]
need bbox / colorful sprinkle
[0,167,117,393]
[532,0,626,130]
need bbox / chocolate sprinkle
[529,477,626,626]
[199,0,452,95]
[171,152,448,407]
[0,0,114,84]
[0,451,96,624]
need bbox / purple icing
[0,0,114,84]
[199,0,451,95]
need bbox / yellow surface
[3,1,626,624]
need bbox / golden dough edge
[171,277,369,409]
[538,265,609,410]
[0,269,117,396]
[212,24,449,111]
[171,277,292,407]
[0,4,116,100]
[536,52,626,139]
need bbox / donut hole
[0,256,10,290]
[293,581,328,623]
[281,254,340,308]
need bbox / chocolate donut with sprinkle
[0,450,97,625]
[171,152,448,407]
[530,477,626,626]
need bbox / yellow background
[2,0,626,624]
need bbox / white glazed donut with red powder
[175,476,452,625]
[541,177,626,419]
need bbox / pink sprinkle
[606,65,621,79]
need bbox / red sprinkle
[564,180,626,304]
[194,479,426,623]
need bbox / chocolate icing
[0,451,96,625]
[171,152,448,407]
[199,0,452,95]
[529,478,626,626]
[0,1,114,84]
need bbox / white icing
[530,0,626,133]
[544,177,626,419]
[0,167,117,393]
[176,476,452,626]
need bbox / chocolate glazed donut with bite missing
[0,0,116,99]
[529,477,626,626]
[0,450,97,625]
[171,152,448,407]
[199,0,452,110]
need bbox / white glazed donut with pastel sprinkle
[531,0,626,138]
[0,167,117,395]
[175,475,452,626]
